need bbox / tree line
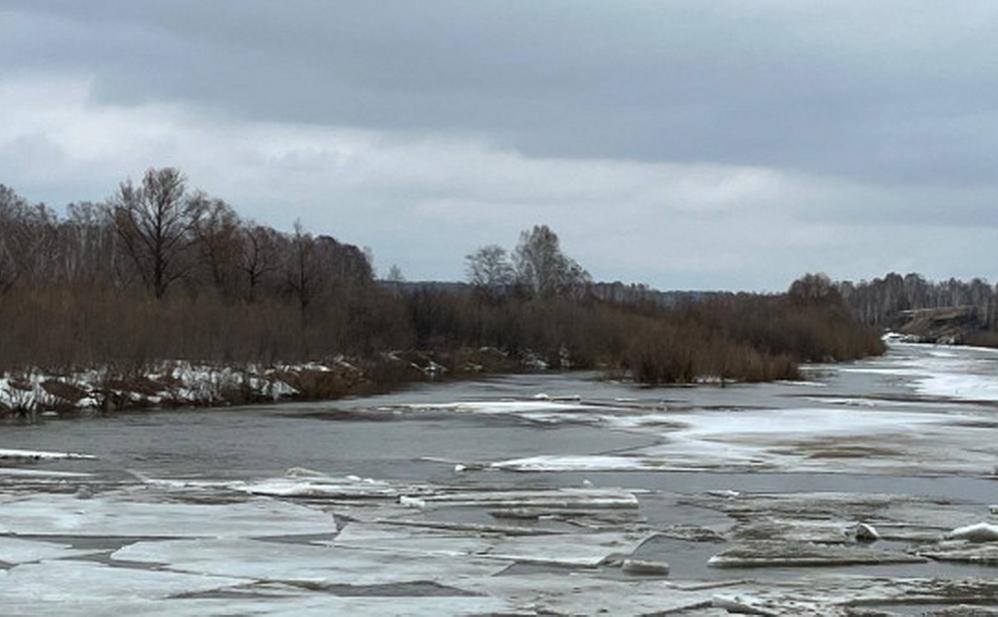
[0,168,884,386]
[0,168,404,370]
[835,272,998,329]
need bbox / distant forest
[837,273,998,328]
[0,168,883,386]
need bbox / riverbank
[0,347,532,419]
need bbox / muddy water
[3,342,998,614]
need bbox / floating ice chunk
[285,466,326,477]
[707,541,928,568]
[948,522,998,543]
[917,540,998,564]
[0,559,247,603]
[488,508,540,520]
[855,523,881,543]
[399,495,426,508]
[240,476,398,499]
[0,468,92,478]
[0,492,334,537]
[707,489,741,499]
[328,523,648,567]
[0,595,519,617]
[473,573,718,616]
[401,400,592,415]
[336,523,648,568]
[482,531,649,567]
[777,380,828,387]
[112,538,508,585]
[0,448,95,461]
[406,487,641,510]
[490,455,679,472]
[621,558,670,576]
[369,519,562,537]
[712,575,998,616]
[733,518,852,544]
[0,538,98,564]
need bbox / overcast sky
[2,1,997,289]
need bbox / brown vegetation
[0,170,885,413]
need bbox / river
[2,342,997,615]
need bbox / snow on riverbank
[0,359,373,415]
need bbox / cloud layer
[2,1,997,288]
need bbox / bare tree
[513,225,589,298]
[0,186,58,294]
[237,223,280,303]
[788,272,841,307]
[59,202,121,286]
[113,168,203,299]
[465,244,514,291]
[284,220,321,327]
[386,264,405,283]
[193,198,241,294]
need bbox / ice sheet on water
[0,537,98,564]
[0,595,517,617]
[402,487,641,509]
[0,448,95,461]
[0,468,92,478]
[397,399,595,417]
[489,454,693,472]
[711,574,998,616]
[238,475,401,499]
[111,537,509,585]
[0,559,248,603]
[468,573,720,616]
[707,541,927,568]
[916,372,998,402]
[0,491,334,537]
[331,522,651,567]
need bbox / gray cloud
[2,1,998,288]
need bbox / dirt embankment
[894,306,997,346]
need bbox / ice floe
[398,487,641,510]
[707,540,928,568]
[0,448,95,461]
[948,522,998,543]
[0,559,248,604]
[0,537,98,564]
[112,537,509,585]
[330,521,651,567]
[0,491,335,537]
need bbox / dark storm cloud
[6,1,998,186]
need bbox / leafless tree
[59,202,121,286]
[788,272,841,306]
[284,220,321,326]
[465,244,514,292]
[513,225,590,297]
[113,168,203,299]
[193,198,241,294]
[386,264,405,283]
[237,223,280,303]
[0,186,58,294]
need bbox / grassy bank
[0,281,884,419]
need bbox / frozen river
[2,342,998,615]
